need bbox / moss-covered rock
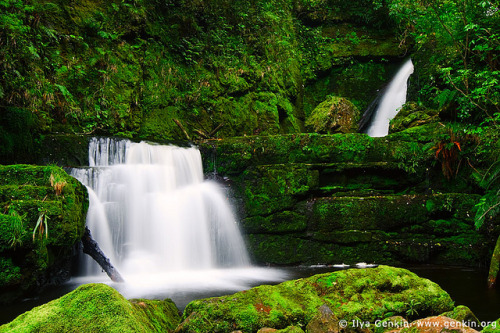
[440,305,479,326]
[305,96,361,134]
[389,102,440,134]
[398,316,480,333]
[177,266,454,332]
[0,165,88,303]
[0,283,180,332]
[482,319,500,333]
[307,193,479,232]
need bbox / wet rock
[176,265,454,332]
[0,284,180,332]
[306,304,340,333]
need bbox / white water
[366,59,414,137]
[71,138,254,277]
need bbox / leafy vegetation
[388,0,500,127]
[0,0,405,146]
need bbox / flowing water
[71,138,251,275]
[67,138,288,299]
[366,59,414,137]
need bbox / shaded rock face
[176,266,454,332]
[306,96,361,134]
[0,283,180,333]
[199,128,491,267]
[0,165,88,303]
[389,102,440,134]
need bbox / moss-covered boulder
[177,266,454,332]
[0,165,88,303]
[389,102,440,134]
[398,316,480,333]
[440,305,479,326]
[0,283,180,332]
[306,96,361,134]
[482,319,500,333]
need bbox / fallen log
[81,226,125,283]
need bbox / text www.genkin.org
[338,319,497,330]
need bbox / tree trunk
[81,227,125,283]
[488,234,500,288]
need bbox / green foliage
[474,160,500,229]
[388,0,500,125]
[0,0,404,141]
[6,208,26,249]
[32,209,49,242]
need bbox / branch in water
[81,227,125,283]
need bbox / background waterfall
[366,59,414,137]
[71,138,250,276]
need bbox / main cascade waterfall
[71,138,250,277]
[366,59,414,137]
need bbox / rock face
[176,265,454,332]
[389,102,440,134]
[0,165,88,303]
[0,284,180,333]
[199,126,491,267]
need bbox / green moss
[242,211,307,234]
[238,164,319,216]
[482,319,500,333]
[0,165,88,302]
[177,266,453,332]
[305,96,360,134]
[0,284,180,332]
[440,305,479,325]
[0,257,22,287]
[389,102,440,134]
[488,235,500,287]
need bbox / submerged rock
[0,284,180,333]
[177,265,454,332]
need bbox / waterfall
[365,59,414,137]
[71,138,250,277]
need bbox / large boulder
[176,266,454,332]
[306,96,361,134]
[0,165,88,303]
[0,284,180,332]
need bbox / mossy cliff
[0,165,88,303]
[199,124,498,267]
[0,283,180,332]
[0,0,405,164]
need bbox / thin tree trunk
[488,235,500,288]
[81,227,125,283]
